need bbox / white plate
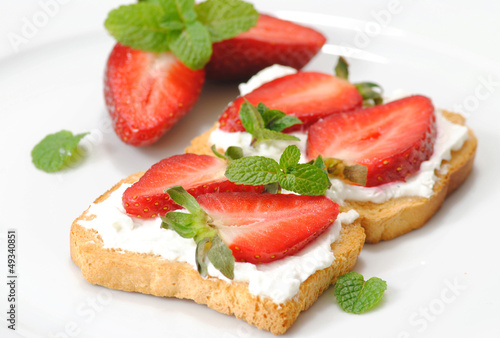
[1,1,500,337]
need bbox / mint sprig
[106,0,259,70]
[335,56,384,107]
[240,101,303,146]
[225,145,330,196]
[161,186,235,279]
[31,130,89,173]
[334,272,387,314]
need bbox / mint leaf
[207,235,235,279]
[167,20,212,69]
[240,101,265,136]
[334,272,387,314]
[105,3,171,52]
[225,146,331,196]
[195,0,259,42]
[225,156,280,185]
[31,130,88,173]
[279,145,301,172]
[239,101,301,145]
[107,0,258,70]
[279,163,330,196]
[334,56,349,80]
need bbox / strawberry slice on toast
[206,14,326,82]
[123,154,263,218]
[219,72,363,132]
[105,43,205,146]
[307,95,437,187]
[196,192,339,264]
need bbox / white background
[0,1,499,337]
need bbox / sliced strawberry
[218,72,362,132]
[196,192,339,264]
[205,14,326,82]
[123,154,263,218]
[306,95,437,187]
[104,43,205,146]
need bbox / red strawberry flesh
[306,95,437,186]
[104,43,205,146]
[206,14,326,82]
[123,154,263,218]
[219,72,362,132]
[197,192,339,264]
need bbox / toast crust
[70,174,365,335]
[185,111,477,243]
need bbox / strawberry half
[306,95,437,187]
[205,14,326,82]
[123,154,263,218]
[218,72,363,132]
[196,192,339,264]
[104,43,205,146]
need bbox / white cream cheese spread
[77,184,358,304]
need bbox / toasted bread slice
[70,173,365,335]
[186,111,477,243]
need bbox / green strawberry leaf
[195,0,259,43]
[334,272,387,314]
[31,130,89,173]
[165,185,201,214]
[355,82,384,107]
[334,56,349,80]
[161,211,198,238]
[195,237,211,277]
[207,235,235,279]
[161,186,235,279]
[225,156,280,185]
[167,20,212,70]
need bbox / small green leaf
[196,237,211,277]
[239,101,265,136]
[280,163,330,196]
[31,130,89,173]
[225,157,280,185]
[161,211,198,238]
[195,0,259,42]
[279,145,301,172]
[335,56,349,80]
[257,129,300,143]
[334,272,387,314]
[167,20,212,70]
[239,101,301,145]
[355,82,384,107]
[105,3,171,52]
[166,186,201,214]
[207,235,235,279]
